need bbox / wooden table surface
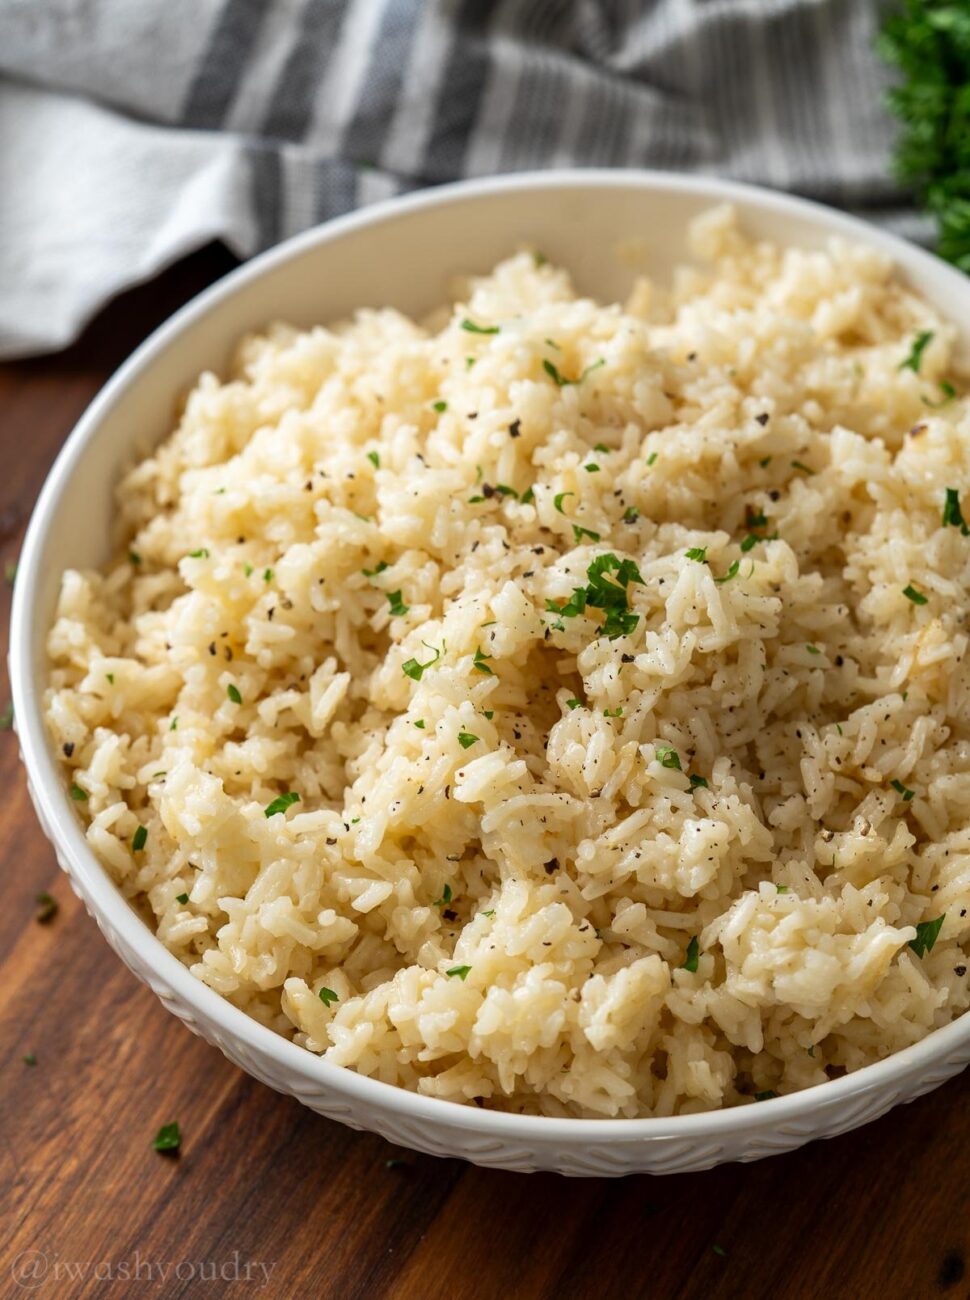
[2,247,969,1300]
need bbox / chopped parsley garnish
[582,554,644,639]
[899,330,934,372]
[0,701,13,730]
[414,719,426,729]
[187,549,209,559]
[318,987,339,1007]
[646,452,658,467]
[367,451,380,468]
[473,646,493,675]
[35,892,58,924]
[402,642,442,681]
[546,589,587,619]
[553,492,574,514]
[656,744,681,770]
[754,1090,779,1102]
[924,381,956,407]
[483,710,494,720]
[689,774,708,789]
[264,791,300,818]
[494,484,518,498]
[715,559,740,584]
[545,337,561,350]
[227,683,242,703]
[23,1052,36,1067]
[534,251,547,267]
[433,884,453,908]
[461,319,499,335]
[128,551,141,566]
[106,673,114,684]
[623,507,640,524]
[176,893,189,905]
[480,909,496,919]
[603,706,623,718]
[805,644,821,655]
[387,591,409,616]
[520,485,535,504]
[543,357,605,387]
[170,716,178,731]
[791,460,815,475]
[891,778,915,801]
[572,524,601,544]
[776,885,791,894]
[942,487,970,534]
[433,400,448,412]
[713,1246,727,1258]
[682,936,700,973]
[152,1122,181,1154]
[244,563,253,576]
[759,456,773,468]
[593,443,610,453]
[263,568,274,583]
[584,464,600,474]
[457,731,479,749]
[909,914,945,958]
[70,783,88,802]
[566,698,582,710]
[132,825,148,852]
[746,507,768,528]
[685,547,708,563]
[740,534,761,553]
[363,559,389,577]
[446,965,472,980]
[903,583,928,605]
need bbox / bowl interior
[15,171,970,1145]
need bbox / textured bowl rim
[12,167,970,1145]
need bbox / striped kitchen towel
[0,0,916,358]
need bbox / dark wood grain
[1,246,968,1300]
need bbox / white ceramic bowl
[12,171,970,1176]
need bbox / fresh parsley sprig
[879,2,970,271]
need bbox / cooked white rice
[45,206,970,1117]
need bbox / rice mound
[45,206,970,1118]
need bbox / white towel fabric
[0,0,924,359]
